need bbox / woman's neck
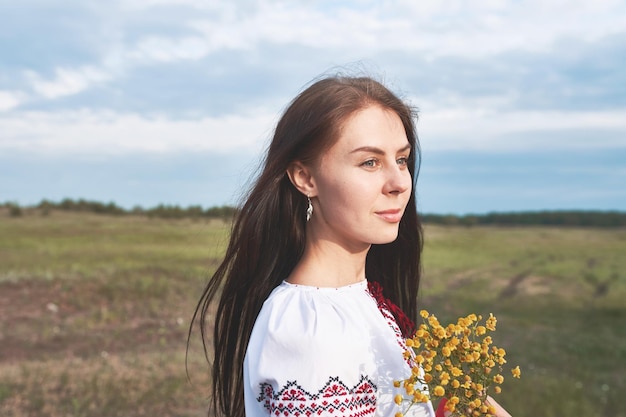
[286,237,370,288]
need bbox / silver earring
[306,195,313,222]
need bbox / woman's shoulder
[261,279,370,310]
[248,280,375,355]
[245,280,380,393]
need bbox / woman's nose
[384,165,411,195]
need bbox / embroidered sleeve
[257,375,377,417]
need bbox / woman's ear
[286,161,316,196]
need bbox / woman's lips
[375,209,403,223]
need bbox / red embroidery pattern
[257,375,377,417]
[367,281,415,337]
[366,281,415,368]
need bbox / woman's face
[308,104,412,251]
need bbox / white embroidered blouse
[243,280,436,417]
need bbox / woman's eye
[397,157,408,166]
[361,159,378,168]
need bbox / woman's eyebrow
[349,144,411,155]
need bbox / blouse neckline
[281,279,368,292]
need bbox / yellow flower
[393,380,401,388]
[394,394,403,405]
[445,402,456,413]
[395,412,404,417]
[494,386,502,394]
[435,327,447,338]
[511,366,521,379]
[493,374,504,384]
[433,385,445,397]
[420,309,429,318]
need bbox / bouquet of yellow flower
[394,310,521,417]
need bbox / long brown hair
[191,75,424,417]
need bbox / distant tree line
[421,211,626,228]
[1,199,624,227]
[1,199,237,220]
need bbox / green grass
[0,212,228,282]
[420,225,626,417]
[0,212,625,416]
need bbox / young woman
[193,75,512,417]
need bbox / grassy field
[0,210,624,416]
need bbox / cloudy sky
[1,0,625,214]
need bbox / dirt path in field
[0,278,190,363]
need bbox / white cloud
[73,0,626,79]
[0,108,278,155]
[26,66,112,99]
[119,0,230,12]
[0,91,24,112]
[391,0,626,56]
[178,0,626,58]
[125,35,212,63]
[419,104,626,151]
